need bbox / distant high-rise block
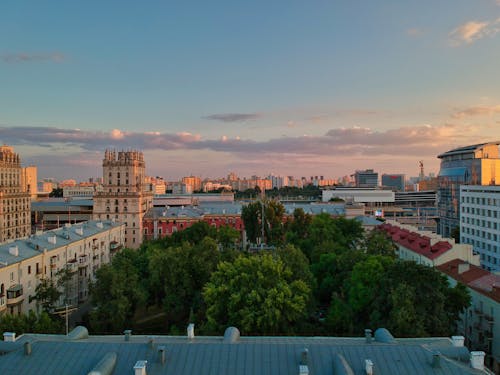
[93,150,153,249]
[0,146,31,243]
[381,174,405,191]
[353,169,378,188]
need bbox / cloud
[202,113,261,122]
[452,104,500,118]
[0,52,65,63]
[0,123,481,159]
[449,18,500,45]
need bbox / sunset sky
[2,1,500,181]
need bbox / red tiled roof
[378,223,452,260]
[437,259,500,303]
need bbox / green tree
[89,248,147,333]
[362,229,397,257]
[32,278,61,312]
[241,200,285,245]
[203,254,310,335]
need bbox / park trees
[203,254,310,335]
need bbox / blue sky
[1,1,500,180]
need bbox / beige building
[0,220,125,315]
[21,166,38,200]
[0,146,31,243]
[93,150,153,249]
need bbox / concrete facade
[93,150,153,249]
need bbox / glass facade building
[437,142,500,238]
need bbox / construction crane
[419,161,424,181]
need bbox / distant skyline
[1,1,500,180]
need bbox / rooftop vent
[470,351,485,371]
[96,222,104,229]
[451,335,464,347]
[374,328,396,343]
[365,329,372,344]
[48,235,56,245]
[300,348,308,365]
[124,329,132,341]
[365,359,374,375]
[67,326,89,340]
[8,246,19,257]
[3,332,16,342]
[187,323,195,339]
[158,346,166,365]
[431,351,441,368]
[223,326,240,344]
[24,341,32,356]
[299,364,309,375]
[75,227,84,236]
[87,352,117,375]
[134,360,147,375]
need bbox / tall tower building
[0,146,31,243]
[437,142,500,238]
[93,150,153,249]
[21,165,38,199]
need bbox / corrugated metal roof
[0,332,488,375]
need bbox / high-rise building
[21,166,37,199]
[437,142,500,238]
[93,150,153,249]
[0,146,31,243]
[352,169,378,188]
[381,174,405,191]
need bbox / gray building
[381,174,405,191]
[352,169,378,188]
[0,326,492,374]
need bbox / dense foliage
[88,209,470,338]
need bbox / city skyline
[2,1,500,180]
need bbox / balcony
[78,255,89,268]
[110,241,122,252]
[66,261,78,273]
[6,285,24,306]
[0,295,6,312]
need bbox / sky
[1,1,500,181]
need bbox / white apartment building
[460,185,500,272]
[0,220,125,315]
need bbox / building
[63,185,101,199]
[93,150,153,249]
[352,169,378,188]
[0,146,31,243]
[437,142,500,238]
[381,174,405,191]
[0,326,492,374]
[322,188,394,204]
[378,220,480,267]
[20,166,37,200]
[0,220,125,315]
[31,199,94,230]
[437,259,500,372]
[181,176,202,192]
[460,185,500,272]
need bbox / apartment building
[0,146,31,243]
[93,150,153,249]
[438,259,500,372]
[0,220,125,315]
[460,185,500,272]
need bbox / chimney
[470,351,485,371]
[458,263,470,274]
[451,335,465,347]
[158,346,166,365]
[134,360,147,375]
[187,323,195,339]
[365,329,372,344]
[24,341,32,356]
[431,351,441,368]
[8,246,19,257]
[300,348,309,365]
[3,332,16,342]
[96,222,104,229]
[124,329,132,341]
[75,227,84,236]
[299,365,309,375]
[365,359,374,375]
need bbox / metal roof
[0,329,488,375]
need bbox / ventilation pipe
[365,359,374,375]
[470,351,485,371]
[431,351,441,368]
[87,352,117,375]
[3,332,16,342]
[134,360,147,375]
[187,323,195,339]
[365,329,372,344]
[124,329,132,341]
[24,341,32,356]
[451,335,465,347]
[158,346,166,365]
